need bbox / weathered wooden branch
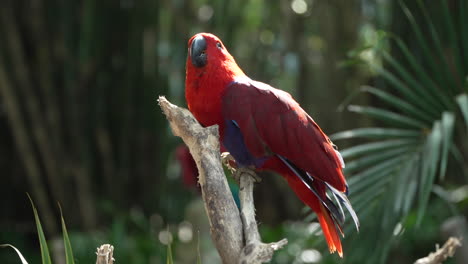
[414,237,461,264]
[158,96,287,264]
[237,172,288,264]
[96,244,114,264]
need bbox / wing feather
[222,78,346,191]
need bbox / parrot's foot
[221,152,260,183]
[221,152,237,173]
[234,167,261,183]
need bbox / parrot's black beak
[190,35,207,68]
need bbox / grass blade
[0,244,29,264]
[59,204,75,264]
[197,231,202,264]
[28,194,52,264]
[166,243,174,264]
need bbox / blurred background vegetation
[1,0,467,263]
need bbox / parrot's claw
[221,152,237,173]
[234,167,261,183]
[221,152,260,183]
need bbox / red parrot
[185,33,359,257]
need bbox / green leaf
[438,112,455,180]
[348,154,408,194]
[340,139,416,159]
[401,1,446,91]
[344,146,412,174]
[331,127,419,141]
[441,0,465,79]
[393,37,454,110]
[416,0,460,94]
[0,244,29,264]
[417,121,442,225]
[393,155,419,215]
[348,105,426,129]
[59,204,75,264]
[28,194,52,264]
[378,51,444,115]
[361,86,434,123]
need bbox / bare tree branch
[237,172,288,264]
[158,96,243,264]
[96,244,114,264]
[414,237,462,264]
[158,96,287,264]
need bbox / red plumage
[185,33,358,257]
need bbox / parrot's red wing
[221,77,347,192]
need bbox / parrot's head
[185,33,245,93]
[185,33,245,127]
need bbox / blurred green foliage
[1,0,467,263]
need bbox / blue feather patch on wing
[223,120,267,168]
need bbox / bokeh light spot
[300,249,322,263]
[291,0,308,14]
[158,230,173,245]
[198,5,214,21]
[178,221,193,242]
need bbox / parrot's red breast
[185,33,359,257]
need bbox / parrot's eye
[216,42,222,49]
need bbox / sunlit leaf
[456,94,468,129]
[0,244,28,264]
[331,127,419,140]
[340,139,416,159]
[438,112,455,180]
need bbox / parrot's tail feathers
[325,182,360,232]
[277,155,345,229]
[317,202,343,257]
[277,155,345,257]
